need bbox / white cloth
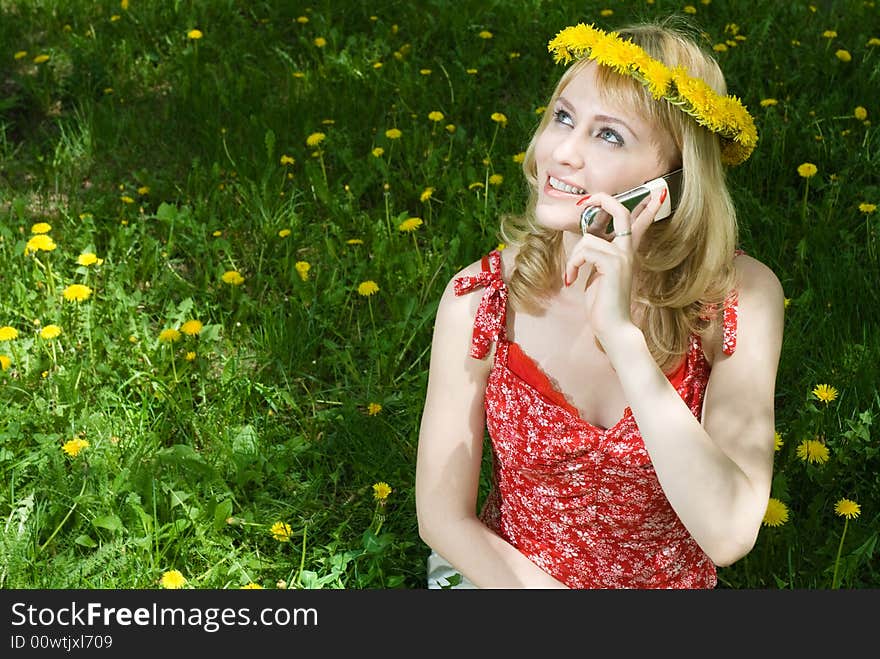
[426,551,477,589]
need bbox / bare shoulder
[702,253,784,365]
[734,253,785,311]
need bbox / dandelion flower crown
[548,23,758,166]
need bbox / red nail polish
[576,195,592,206]
[564,273,570,287]
[660,188,668,204]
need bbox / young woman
[415,19,784,589]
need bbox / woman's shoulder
[442,246,517,295]
[700,252,783,365]
[733,252,784,303]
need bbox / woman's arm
[415,264,569,588]
[603,254,784,566]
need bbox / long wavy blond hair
[500,20,740,373]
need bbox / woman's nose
[551,132,585,169]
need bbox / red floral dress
[453,250,739,589]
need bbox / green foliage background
[1,0,877,589]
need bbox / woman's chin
[534,206,581,234]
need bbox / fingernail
[576,195,592,206]
[660,188,668,204]
[564,273,570,287]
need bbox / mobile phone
[580,168,683,235]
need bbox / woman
[415,19,784,588]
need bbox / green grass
[1,0,878,589]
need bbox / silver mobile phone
[580,168,683,235]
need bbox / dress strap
[720,289,738,356]
[453,250,507,359]
[699,249,745,356]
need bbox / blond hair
[500,20,739,372]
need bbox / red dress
[453,250,739,589]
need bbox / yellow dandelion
[24,234,57,256]
[834,498,861,520]
[797,162,818,178]
[367,402,382,416]
[241,583,263,589]
[822,30,838,39]
[159,570,187,589]
[14,51,27,60]
[859,203,876,213]
[184,351,196,361]
[372,481,392,501]
[180,320,203,336]
[0,326,19,341]
[854,106,868,121]
[512,152,526,163]
[187,29,203,40]
[120,195,135,204]
[428,111,444,122]
[490,112,508,126]
[445,124,456,133]
[760,98,778,107]
[420,187,434,202]
[468,182,485,190]
[796,438,831,465]
[121,0,129,9]
[762,498,790,527]
[280,154,295,166]
[158,328,181,343]
[0,355,10,370]
[296,16,309,24]
[385,128,402,139]
[295,261,311,281]
[488,174,503,186]
[137,186,150,195]
[774,431,784,451]
[313,37,327,48]
[221,270,245,286]
[77,252,99,266]
[358,280,379,296]
[835,49,851,62]
[496,242,506,251]
[713,43,728,52]
[40,325,62,340]
[31,222,51,234]
[398,217,423,232]
[306,132,325,147]
[62,437,89,458]
[372,147,384,157]
[478,30,493,39]
[270,521,293,542]
[62,284,92,302]
[869,38,880,47]
[812,383,838,403]
[420,68,432,75]
[278,228,291,238]
[33,54,50,64]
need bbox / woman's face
[533,62,677,235]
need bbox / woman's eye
[598,128,624,145]
[553,109,573,127]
